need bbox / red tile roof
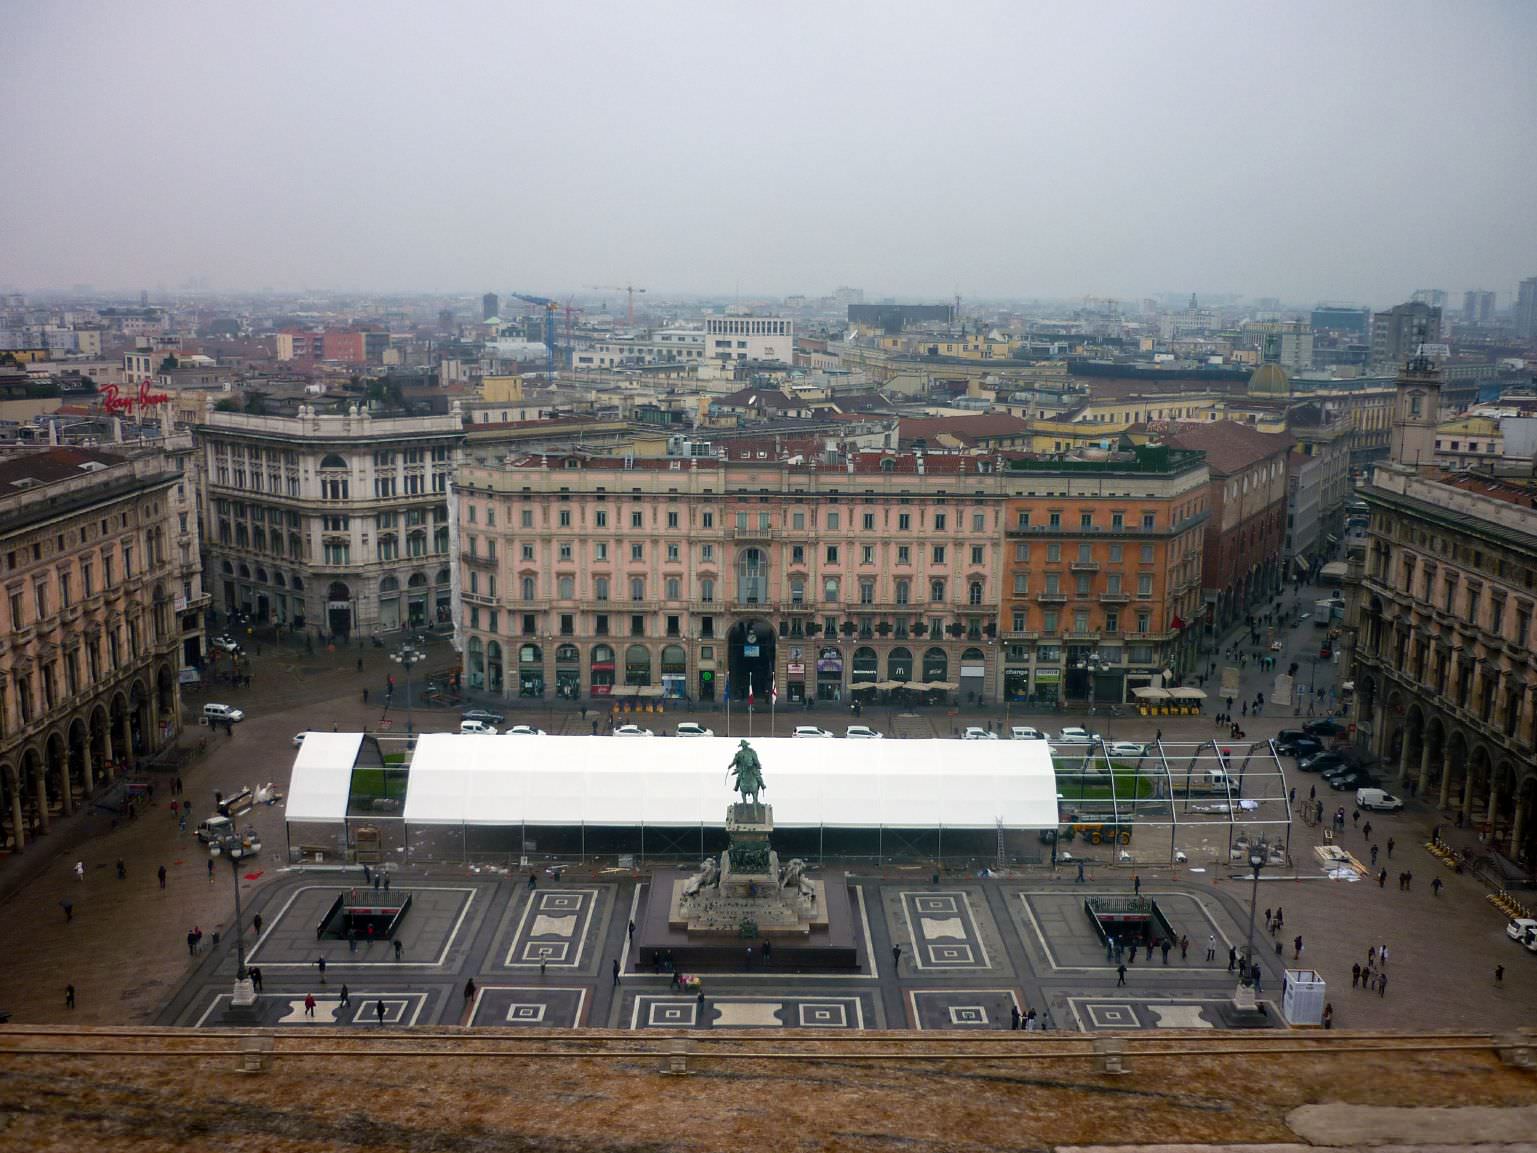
[0,447,126,488]
[898,414,1032,446]
[1157,421,1294,474]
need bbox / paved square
[908,989,1022,1030]
[194,991,430,1028]
[245,884,478,969]
[502,888,604,969]
[896,890,993,971]
[1014,890,1233,971]
[468,985,588,1028]
[1066,996,1279,1030]
[629,994,868,1030]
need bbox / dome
[1247,363,1291,397]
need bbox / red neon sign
[101,379,172,416]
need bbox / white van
[1355,787,1403,812]
[203,703,245,724]
[459,719,498,735]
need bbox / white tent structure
[285,732,365,822]
[286,734,1060,867]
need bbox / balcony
[461,591,495,607]
[1099,592,1130,604]
[1069,561,1100,572]
[1062,630,1102,643]
[1035,592,1068,604]
[1004,629,1041,640]
[461,550,498,566]
[727,526,778,541]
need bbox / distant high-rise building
[1310,305,1370,336]
[1462,290,1497,325]
[1516,277,1537,340]
[1371,301,1442,370]
[1411,289,1447,310]
[482,292,500,322]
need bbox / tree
[214,396,241,412]
[243,391,269,415]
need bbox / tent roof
[285,731,364,822]
[391,735,1057,829]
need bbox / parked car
[674,722,715,738]
[1298,751,1348,773]
[1105,741,1148,758]
[1304,718,1347,738]
[1275,735,1323,758]
[844,725,884,739]
[1010,726,1046,740]
[1506,918,1537,945]
[613,724,654,737]
[210,635,242,654]
[961,726,999,740]
[1057,727,1102,743]
[292,732,307,748]
[1355,787,1403,812]
[459,720,498,735]
[1326,769,1376,791]
[203,703,245,724]
[507,725,546,736]
[793,725,835,738]
[460,709,506,726]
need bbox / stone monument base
[635,869,859,972]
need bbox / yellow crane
[590,284,647,325]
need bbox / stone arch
[20,746,46,838]
[1490,759,1521,859]
[487,640,504,694]
[109,692,130,771]
[1442,728,1470,816]
[1514,774,1537,869]
[0,759,20,850]
[1421,715,1446,796]
[887,647,913,681]
[1403,703,1426,791]
[1383,688,1409,777]
[128,678,150,757]
[1465,743,1495,833]
[467,635,484,689]
[156,662,176,742]
[88,704,110,787]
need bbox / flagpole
[725,673,731,738]
[771,674,776,737]
[748,673,754,739]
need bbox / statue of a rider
[726,740,766,806]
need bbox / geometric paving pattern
[907,988,1022,1030]
[628,994,869,1030]
[504,889,601,969]
[897,891,993,971]
[468,985,588,1028]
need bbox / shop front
[1031,666,1062,705]
[590,644,615,697]
[624,644,652,687]
[815,646,843,702]
[697,662,717,701]
[555,643,581,700]
[517,643,544,698]
[851,647,878,699]
[1003,666,1030,701]
[378,576,401,632]
[960,647,987,704]
[784,655,805,703]
[660,644,688,700]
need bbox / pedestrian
[187,930,197,956]
[250,967,262,993]
[1386,836,1395,858]
[1180,935,1188,960]
[208,859,214,883]
[1495,964,1504,984]
[348,929,357,953]
[1011,1004,1021,1030]
[1378,972,1387,997]
[1370,844,1378,866]
[1133,873,1141,896]
[464,978,476,1004]
[1352,962,1360,987]
[393,939,403,961]
[762,939,772,965]
[892,943,902,969]
[357,657,363,673]
[697,988,706,1015]
[1227,945,1237,972]
[382,873,390,893]
[1362,820,1372,841]
[1288,787,1296,808]
[1116,963,1127,986]
[61,898,73,923]
[1323,1002,1333,1029]
[1431,875,1441,896]
[1274,906,1283,931]
[628,919,635,942]
[253,913,263,936]
[612,959,621,986]
[1205,934,1216,962]
[64,983,76,1010]
[194,926,203,953]
[304,993,316,1018]
[373,872,381,892]
[376,999,387,1026]
[317,956,327,984]
[363,688,369,704]
[1161,939,1170,964]
[529,872,537,890]
[1404,870,1413,890]
[1379,945,1388,967]
[174,775,183,796]
[74,860,85,882]
[1264,908,1272,933]
[339,983,351,1008]
[1293,935,1303,960]
[1076,859,1086,883]
[1378,868,1388,888]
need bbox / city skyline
[3,1,1535,304]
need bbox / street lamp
[209,827,260,1020]
[1239,845,1265,997]
[392,640,426,736]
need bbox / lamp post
[1239,846,1265,996]
[210,829,258,1020]
[392,640,426,736]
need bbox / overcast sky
[4,0,1534,307]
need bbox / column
[32,762,49,835]
[1416,740,1432,796]
[102,723,116,780]
[1461,766,1476,824]
[1511,787,1528,866]
[58,760,74,817]
[1438,754,1453,810]
[7,768,24,851]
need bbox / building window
[826,546,839,564]
[558,576,574,599]
[895,579,910,605]
[859,580,875,605]
[823,577,840,603]
[1106,610,1120,632]
[630,577,645,601]
[522,576,536,600]
[968,581,984,606]
[861,545,875,564]
[932,545,946,564]
[865,513,878,531]
[665,577,681,600]
[897,545,910,564]
[700,578,715,603]
[1013,573,1028,595]
[934,513,946,530]
[631,544,644,561]
[930,579,945,602]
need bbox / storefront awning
[1132,686,1171,700]
[1169,687,1207,700]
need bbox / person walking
[61,898,73,923]
[1352,962,1361,987]
[612,959,621,986]
[1362,820,1373,841]
[1133,873,1141,896]
[1160,939,1171,964]
[316,956,327,984]
[65,984,75,1010]
[1378,972,1388,997]
[1293,934,1304,960]
[1075,859,1086,883]
[207,859,214,883]
[1495,964,1504,984]
[376,999,387,1026]
[1205,934,1216,962]
[628,919,635,943]
[1010,1005,1021,1030]
[892,943,902,970]
[1227,945,1237,972]
[1378,868,1388,887]
[157,864,167,890]
[250,967,262,993]
[187,930,198,956]
[339,984,351,1008]
[253,913,263,937]
[1386,836,1395,859]
[463,978,476,1005]
[1323,1002,1333,1029]
[1179,934,1189,961]
[1379,944,1389,968]
[393,939,403,961]
[304,993,317,1018]
[74,860,85,882]
[1370,844,1379,866]
[1431,875,1442,896]
[1116,963,1127,986]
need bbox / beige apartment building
[1352,365,1537,868]
[453,451,1011,707]
[0,447,195,851]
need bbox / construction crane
[590,284,647,326]
[510,292,558,378]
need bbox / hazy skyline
[4,1,1535,308]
